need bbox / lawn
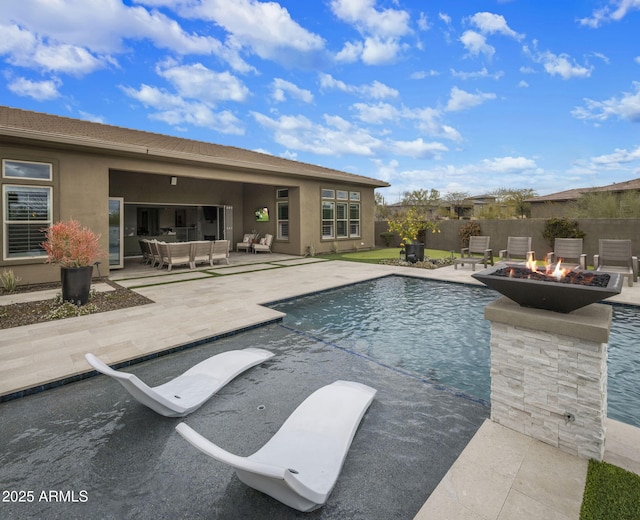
[318,247,456,264]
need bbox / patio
[1,254,639,519]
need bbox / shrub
[0,269,22,293]
[42,219,104,268]
[459,221,481,248]
[542,218,585,250]
[380,231,396,247]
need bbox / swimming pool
[270,275,640,428]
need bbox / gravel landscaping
[0,280,153,329]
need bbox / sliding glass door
[109,197,124,269]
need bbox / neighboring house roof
[527,178,640,202]
[0,106,389,188]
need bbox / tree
[571,191,640,218]
[375,191,391,220]
[444,192,470,219]
[387,206,439,245]
[478,188,537,219]
[400,189,440,219]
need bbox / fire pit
[472,262,623,313]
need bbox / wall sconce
[170,176,178,186]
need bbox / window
[322,201,335,239]
[277,201,289,240]
[3,185,52,259]
[336,203,348,238]
[3,159,52,181]
[276,188,289,199]
[349,203,360,237]
[321,188,360,240]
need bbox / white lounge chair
[175,380,376,512]
[85,348,274,417]
[253,233,273,253]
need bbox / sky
[1,0,639,202]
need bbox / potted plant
[41,219,104,305]
[387,207,439,262]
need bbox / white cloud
[252,109,449,160]
[445,86,496,112]
[330,0,411,39]
[518,80,529,88]
[351,102,399,124]
[417,12,430,31]
[410,70,439,79]
[572,81,640,122]
[0,23,106,76]
[330,0,411,64]
[589,146,640,167]
[251,111,383,156]
[579,0,640,28]
[569,145,640,176]
[469,12,524,40]
[480,156,538,173]
[335,41,363,64]
[408,106,462,141]
[524,42,592,79]
[361,36,404,65]
[389,138,448,159]
[386,155,541,197]
[120,83,245,134]
[460,31,495,59]
[271,78,313,103]
[169,0,326,66]
[319,73,398,99]
[7,77,61,101]
[450,67,504,80]
[157,61,249,104]
[0,1,254,74]
[438,12,452,26]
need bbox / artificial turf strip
[580,460,640,520]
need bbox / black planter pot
[61,266,93,306]
[404,243,425,263]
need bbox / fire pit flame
[551,260,566,281]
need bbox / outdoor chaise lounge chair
[84,348,274,417]
[175,380,376,512]
[453,235,493,271]
[594,239,638,287]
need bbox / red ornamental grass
[42,219,104,268]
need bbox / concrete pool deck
[1,255,639,519]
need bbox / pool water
[270,275,640,427]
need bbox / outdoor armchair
[594,239,638,287]
[546,238,587,270]
[454,235,493,271]
[499,236,534,262]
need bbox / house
[527,178,640,218]
[0,106,389,285]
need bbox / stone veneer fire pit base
[485,296,611,461]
